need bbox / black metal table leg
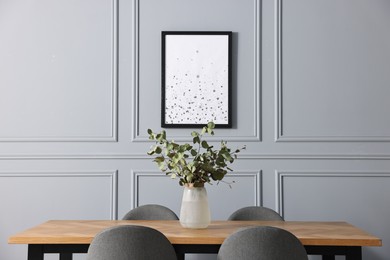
[305,245,362,260]
[60,253,73,260]
[28,244,88,260]
[28,245,44,260]
[346,246,362,260]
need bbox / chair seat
[218,226,308,260]
[228,206,284,221]
[87,225,177,260]
[122,204,179,220]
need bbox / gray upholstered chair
[86,225,177,260]
[122,204,179,220]
[122,204,184,260]
[228,206,284,221]
[217,226,308,260]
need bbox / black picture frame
[161,31,232,128]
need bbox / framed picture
[161,31,232,128]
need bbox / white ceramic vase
[179,184,211,229]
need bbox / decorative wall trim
[274,0,283,143]
[131,0,261,143]
[132,170,262,208]
[274,0,390,143]
[131,0,140,142]
[253,0,262,142]
[0,0,118,143]
[111,0,119,143]
[0,171,118,220]
[3,153,390,160]
[275,171,390,218]
[276,134,390,143]
[131,170,158,209]
[246,170,262,206]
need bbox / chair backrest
[86,225,177,260]
[228,206,284,221]
[122,204,179,220]
[217,226,308,260]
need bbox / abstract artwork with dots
[162,31,232,128]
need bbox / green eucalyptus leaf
[146,121,244,187]
[158,163,165,170]
[193,136,200,144]
[186,174,194,182]
[154,156,164,162]
[211,169,226,181]
[221,151,233,162]
[207,122,215,129]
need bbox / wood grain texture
[8,220,382,247]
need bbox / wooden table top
[8,220,382,247]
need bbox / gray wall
[1,0,389,259]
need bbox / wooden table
[8,220,382,260]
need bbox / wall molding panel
[0,0,119,143]
[275,171,390,218]
[0,171,118,219]
[131,0,262,143]
[274,0,390,143]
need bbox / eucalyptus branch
[147,122,245,186]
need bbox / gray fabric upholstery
[217,226,308,260]
[228,206,284,221]
[86,225,177,260]
[122,204,179,220]
[122,204,183,260]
